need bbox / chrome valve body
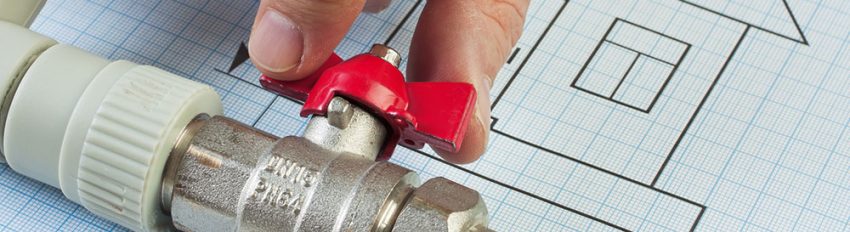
[162,98,490,231]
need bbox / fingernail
[249,10,303,73]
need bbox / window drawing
[573,19,689,113]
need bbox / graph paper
[1,0,849,231]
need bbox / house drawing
[490,0,807,186]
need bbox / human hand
[249,0,529,164]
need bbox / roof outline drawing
[680,0,809,45]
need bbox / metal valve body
[162,97,490,231]
[159,45,491,231]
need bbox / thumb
[249,0,366,81]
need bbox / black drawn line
[782,0,809,45]
[228,42,250,72]
[573,85,652,113]
[491,0,568,109]
[614,18,690,45]
[604,40,676,66]
[645,42,691,114]
[507,47,521,64]
[490,126,704,208]
[214,68,261,88]
[489,125,705,230]
[410,148,631,232]
[569,19,617,92]
[572,18,692,113]
[690,207,707,232]
[679,0,807,45]
[609,53,641,98]
[252,102,274,127]
[384,0,423,45]
[652,26,752,186]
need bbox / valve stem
[369,44,401,67]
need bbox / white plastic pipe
[0,0,47,27]
[0,19,223,231]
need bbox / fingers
[249,0,367,80]
[249,0,526,163]
[407,0,529,164]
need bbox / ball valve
[0,7,491,231]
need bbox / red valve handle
[260,51,476,160]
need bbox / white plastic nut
[1,22,222,231]
[76,64,222,231]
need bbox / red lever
[260,45,476,160]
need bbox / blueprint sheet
[1,0,849,231]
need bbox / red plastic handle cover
[260,53,476,160]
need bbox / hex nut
[393,177,489,232]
